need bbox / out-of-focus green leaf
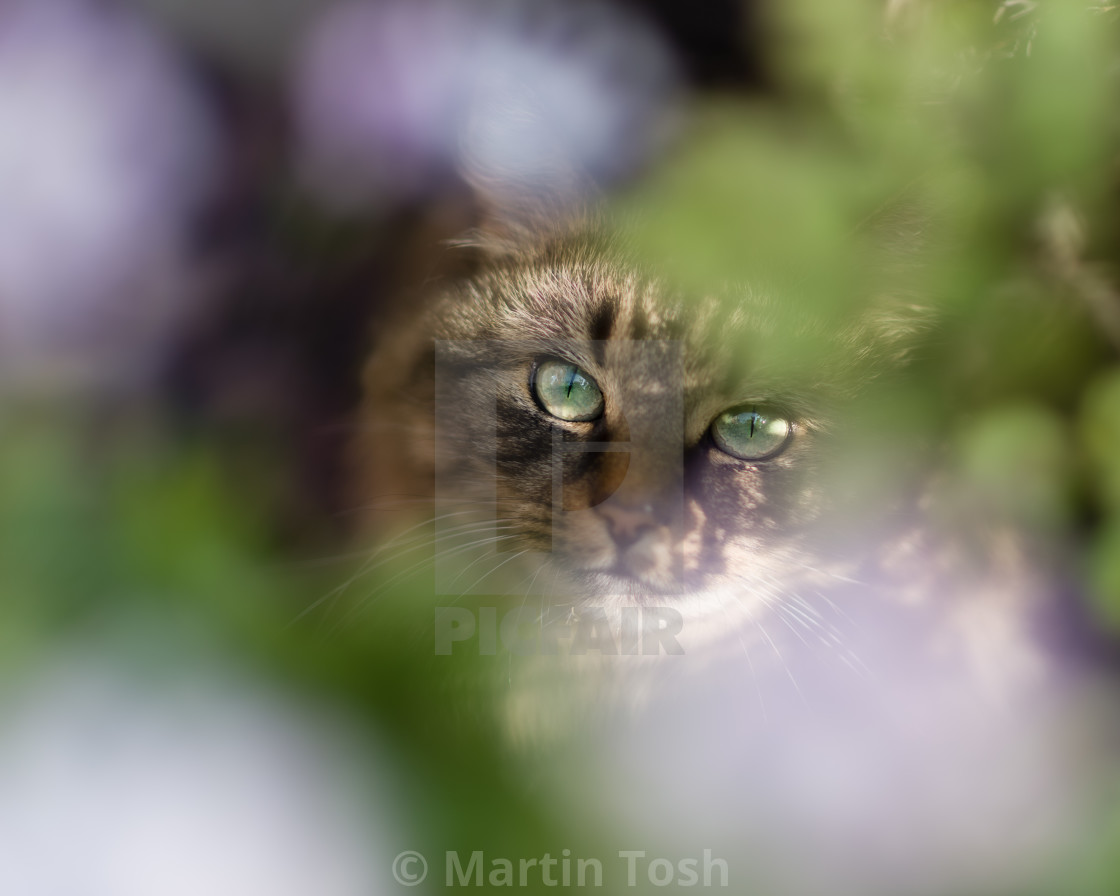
[949,402,1073,531]
[1087,513,1120,633]
[622,107,886,313]
[1081,368,1120,513]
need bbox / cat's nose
[597,502,657,544]
[597,500,679,584]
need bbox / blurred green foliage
[624,0,1120,631]
[0,406,586,891]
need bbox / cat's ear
[851,294,937,368]
[854,197,940,364]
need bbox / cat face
[363,232,897,613]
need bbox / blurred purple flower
[293,0,680,212]
[0,664,398,896]
[543,632,1088,896]
[0,0,217,392]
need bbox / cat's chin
[560,565,694,601]
[563,568,760,620]
[518,563,778,658]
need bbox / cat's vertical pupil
[711,405,793,460]
[533,359,604,422]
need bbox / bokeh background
[3,0,1120,893]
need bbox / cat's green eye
[711,405,793,461]
[532,359,604,422]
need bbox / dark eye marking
[589,303,615,344]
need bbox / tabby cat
[356,217,1045,691]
